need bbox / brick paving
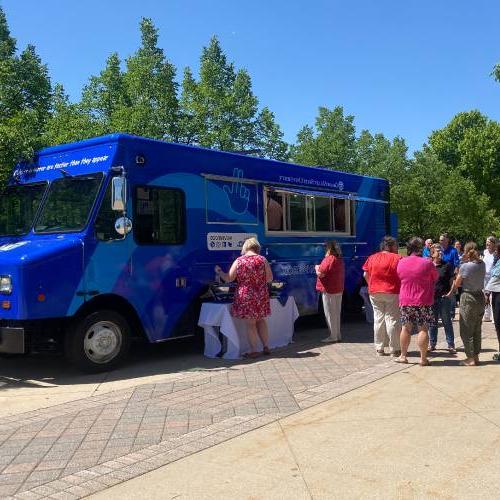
[0,319,492,499]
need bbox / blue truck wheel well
[72,294,145,340]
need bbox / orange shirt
[316,255,345,294]
[362,251,402,294]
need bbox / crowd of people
[360,233,500,366]
[215,233,500,364]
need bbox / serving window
[264,187,354,236]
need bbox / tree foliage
[0,7,51,186]
[292,106,356,170]
[428,111,500,214]
[179,36,288,158]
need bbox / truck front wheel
[65,310,131,372]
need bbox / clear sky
[2,0,499,154]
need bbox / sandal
[243,352,260,359]
[394,357,408,364]
[376,349,386,356]
[420,359,431,367]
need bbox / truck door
[130,185,190,342]
[82,178,133,304]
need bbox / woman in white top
[485,241,500,360]
[482,236,497,322]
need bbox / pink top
[397,255,438,306]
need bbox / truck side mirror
[111,176,127,211]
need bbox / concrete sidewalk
[91,329,500,500]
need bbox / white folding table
[198,297,299,359]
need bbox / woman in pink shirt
[395,237,438,366]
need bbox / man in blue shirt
[439,233,460,320]
[439,233,460,271]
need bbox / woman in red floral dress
[216,237,273,357]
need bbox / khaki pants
[459,291,484,358]
[369,293,401,352]
[322,292,343,341]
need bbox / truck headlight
[0,276,12,295]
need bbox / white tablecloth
[199,297,299,359]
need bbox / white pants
[322,292,343,341]
[369,293,401,352]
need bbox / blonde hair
[241,237,261,255]
[463,241,480,262]
[325,240,342,257]
[430,243,442,258]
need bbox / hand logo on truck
[223,168,250,214]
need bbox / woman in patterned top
[215,237,273,358]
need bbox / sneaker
[321,337,336,343]
[447,345,457,354]
[493,352,500,361]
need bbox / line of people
[214,233,500,363]
[360,234,500,366]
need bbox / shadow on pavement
[0,316,374,389]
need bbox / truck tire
[65,310,131,373]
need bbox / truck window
[94,180,120,241]
[264,186,353,235]
[0,183,47,236]
[134,186,185,245]
[35,174,103,233]
[334,198,347,232]
[288,194,307,231]
[314,196,332,232]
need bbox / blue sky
[2,0,499,154]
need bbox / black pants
[492,292,500,342]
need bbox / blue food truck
[0,134,393,371]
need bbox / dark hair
[325,240,342,257]
[380,236,398,251]
[406,237,424,256]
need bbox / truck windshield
[35,173,103,233]
[0,183,47,236]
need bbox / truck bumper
[0,327,25,354]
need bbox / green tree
[0,7,51,188]
[355,130,408,180]
[292,106,356,170]
[428,110,487,168]
[44,84,103,146]
[80,18,179,140]
[115,18,179,139]
[81,52,128,128]
[493,63,500,82]
[180,36,257,150]
[255,107,290,161]
[396,149,500,242]
[428,111,500,213]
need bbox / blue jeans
[429,296,455,346]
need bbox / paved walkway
[93,325,500,500]
[0,319,497,499]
